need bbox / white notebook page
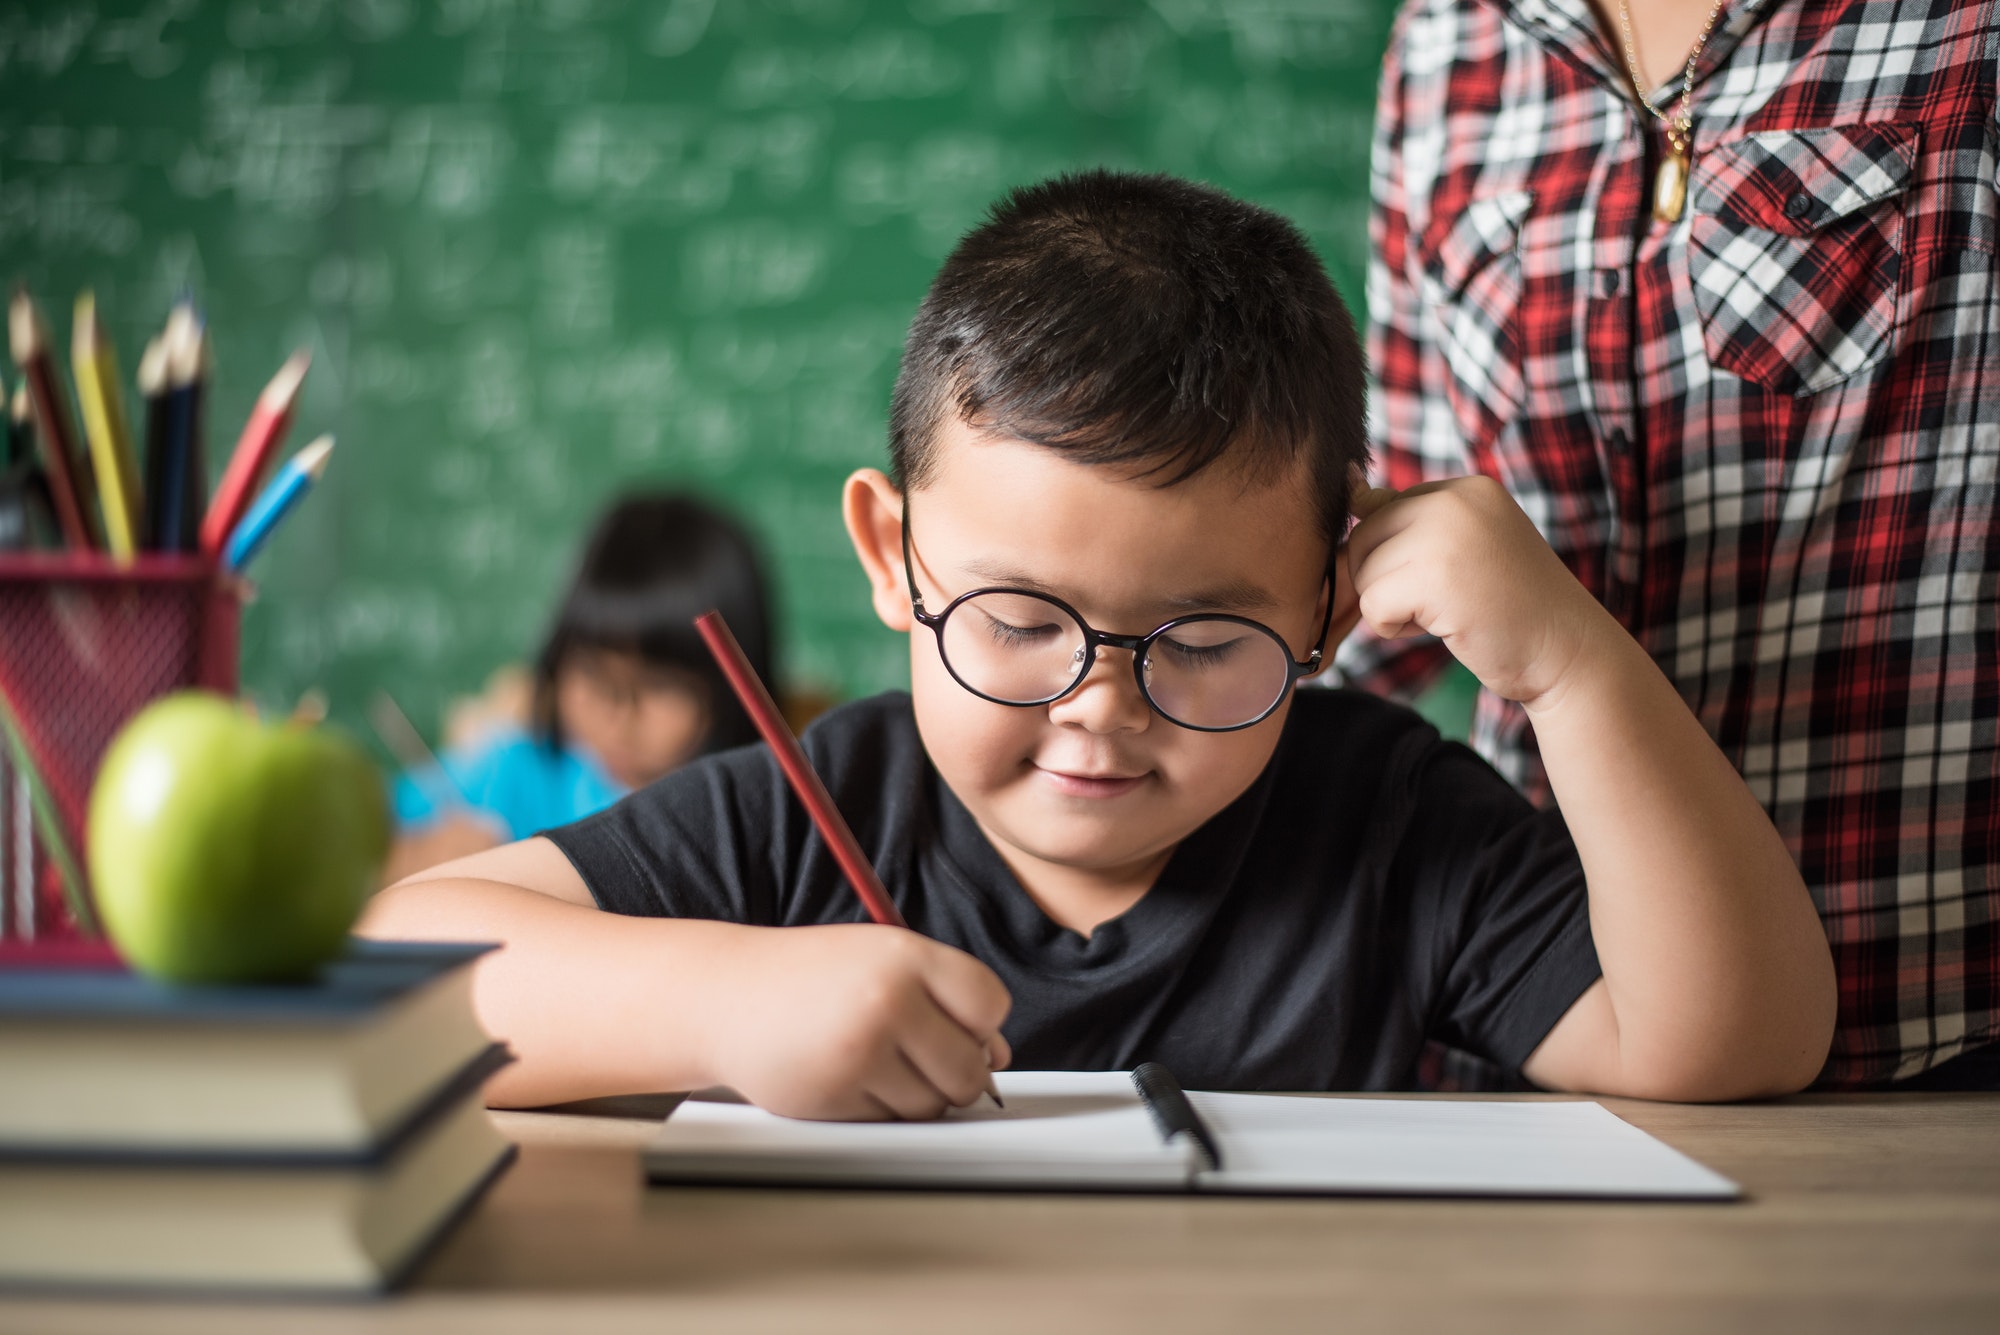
[646,1074,1739,1199]
[647,1072,1192,1187]
[1190,1092,1739,1199]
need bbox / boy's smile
[1035,768,1147,800]
[846,414,1336,936]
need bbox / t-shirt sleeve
[540,744,792,926]
[1389,730,1601,1073]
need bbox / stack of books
[0,939,513,1294]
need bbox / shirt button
[1784,192,1814,220]
[1596,268,1622,298]
[1607,426,1631,451]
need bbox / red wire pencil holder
[0,553,241,957]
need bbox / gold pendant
[1654,149,1689,223]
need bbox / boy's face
[848,414,1336,892]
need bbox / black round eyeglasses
[901,511,1332,732]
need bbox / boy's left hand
[1340,474,1609,709]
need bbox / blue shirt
[393,728,628,842]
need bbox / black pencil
[153,305,207,553]
[9,384,32,469]
[137,336,172,551]
[0,386,56,552]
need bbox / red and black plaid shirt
[1344,0,1999,1085]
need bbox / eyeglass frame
[900,509,1335,733]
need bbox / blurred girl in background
[385,492,774,881]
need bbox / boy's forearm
[1524,615,1836,1100]
[361,879,743,1107]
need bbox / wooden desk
[2,1094,1995,1333]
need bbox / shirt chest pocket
[1687,122,1917,397]
[1418,189,1532,437]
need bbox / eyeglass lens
[937,590,1296,729]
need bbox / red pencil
[694,610,907,929]
[694,609,1003,1108]
[200,349,308,557]
[8,289,99,550]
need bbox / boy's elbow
[1640,1045,1825,1104]
[1764,970,1840,1096]
[1746,933,1841,1098]
[1631,984,1836,1104]
[354,878,441,939]
[357,871,507,941]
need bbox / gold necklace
[1615,0,1725,222]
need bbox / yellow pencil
[70,291,144,557]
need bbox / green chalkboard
[0,0,1394,752]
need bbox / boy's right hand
[1341,473,1611,711]
[700,924,1012,1121]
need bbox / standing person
[385,491,777,881]
[1350,0,1998,1086]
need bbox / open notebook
[645,1065,1739,1200]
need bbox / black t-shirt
[545,689,1600,1091]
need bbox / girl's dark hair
[889,170,1367,553]
[531,492,775,757]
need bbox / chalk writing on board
[544,341,680,413]
[1145,0,1381,68]
[0,0,1393,747]
[649,0,715,56]
[684,220,830,310]
[721,29,966,107]
[0,169,141,256]
[310,252,396,312]
[537,225,615,338]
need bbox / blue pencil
[222,434,334,571]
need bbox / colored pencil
[0,750,11,938]
[136,334,171,551]
[9,762,32,939]
[70,292,145,557]
[8,290,98,550]
[223,434,333,571]
[0,458,57,553]
[6,384,28,464]
[5,386,59,551]
[1,748,11,939]
[149,304,206,552]
[368,690,475,812]
[0,476,29,553]
[201,349,308,559]
[696,610,906,929]
[0,693,96,938]
[693,609,1003,1109]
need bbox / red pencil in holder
[0,552,241,952]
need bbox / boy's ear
[842,468,913,632]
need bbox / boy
[364,171,1835,1117]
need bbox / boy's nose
[1046,646,1152,735]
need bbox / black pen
[1133,1062,1223,1170]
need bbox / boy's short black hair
[532,492,775,758]
[889,170,1367,552]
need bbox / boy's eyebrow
[960,559,1278,614]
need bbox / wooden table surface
[2,1092,1995,1334]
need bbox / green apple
[88,691,389,984]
